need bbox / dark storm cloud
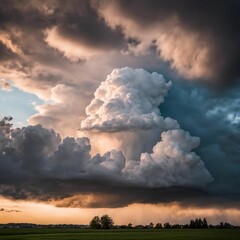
[0,116,238,209]
[0,0,128,101]
[96,0,240,85]
[0,42,17,61]
[0,0,125,57]
[54,1,124,50]
[1,0,240,86]
[0,0,51,30]
[161,79,240,198]
[0,0,239,209]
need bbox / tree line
[90,215,236,229]
[90,215,114,229]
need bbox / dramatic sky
[1,0,240,225]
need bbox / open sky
[0,0,240,226]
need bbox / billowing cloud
[81,67,178,132]
[159,80,240,199]
[0,0,239,213]
[95,0,240,84]
[0,120,212,204]
[96,3,212,80]
[0,65,214,208]
[29,83,94,137]
[45,26,104,61]
[0,0,125,100]
[124,130,213,187]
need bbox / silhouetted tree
[164,222,171,229]
[135,225,144,229]
[100,214,114,229]
[182,224,189,229]
[127,223,132,228]
[155,223,163,229]
[149,222,154,228]
[90,216,101,229]
[194,218,202,228]
[189,219,195,228]
[171,224,181,229]
[189,218,209,229]
[119,225,127,229]
[218,222,233,229]
[203,218,208,228]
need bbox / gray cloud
[0,0,239,210]
[95,0,240,85]
[81,67,178,132]
[0,114,212,207]
[0,0,125,62]
[0,208,21,213]
[160,80,240,198]
[1,0,240,87]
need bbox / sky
[0,0,240,225]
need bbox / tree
[164,222,171,229]
[189,219,195,228]
[127,223,132,228]
[203,218,208,228]
[149,222,154,228]
[155,223,163,229]
[90,216,101,229]
[198,218,203,228]
[100,214,114,229]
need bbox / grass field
[1,228,240,240]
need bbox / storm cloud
[0,119,212,202]
[0,0,240,211]
[95,0,240,85]
[0,69,213,207]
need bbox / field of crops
[1,228,240,240]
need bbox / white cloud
[0,67,213,202]
[124,129,213,187]
[81,67,179,132]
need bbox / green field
[0,229,240,240]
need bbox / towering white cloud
[124,129,213,187]
[81,67,178,132]
[0,67,214,206]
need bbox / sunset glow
[0,0,240,226]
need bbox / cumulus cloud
[0,116,212,205]
[81,67,178,132]
[0,0,239,210]
[80,67,180,161]
[124,130,213,187]
[29,84,94,137]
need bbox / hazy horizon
[0,0,240,226]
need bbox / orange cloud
[45,26,105,62]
